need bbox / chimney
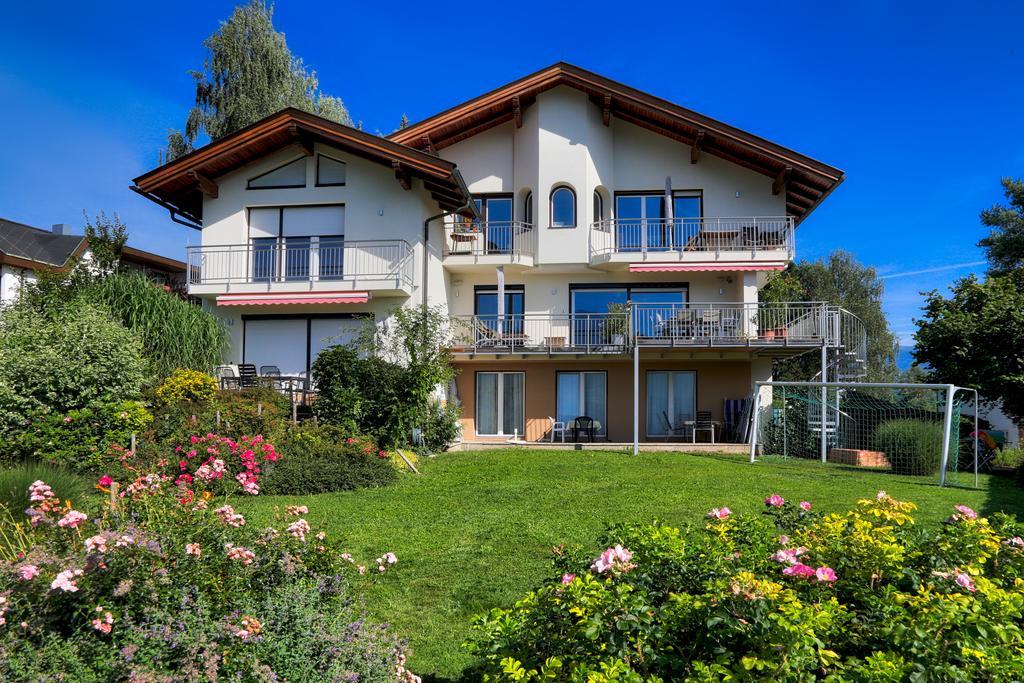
[51,223,73,235]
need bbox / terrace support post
[938,384,956,487]
[972,390,979,489]
[748,383,762,463]
[820,344,828,463]
[633,341,639,456]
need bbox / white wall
[0,265,37,303]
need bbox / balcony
[442,221,536,271]
[589,217,794,269]
[450,302,865,359]
[185,240,415,297]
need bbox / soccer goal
[748,381,979,487]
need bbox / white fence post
[748,384,762,463]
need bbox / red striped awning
[629,262,787,273]
[216,292,371,306]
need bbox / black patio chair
[238,363,260,389]
[574,416,595,443]
[260,365,281,377]
[693,410,716,444]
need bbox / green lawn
[243,449,1024,680]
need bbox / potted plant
[606,302,629,346]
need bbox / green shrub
[19,400,152,472]
[468,493,1024,680]
[0,437,409,681]
[148,388,290,447]
[0,304,147,464]
[994,446,1024,470]
[261,425,396,495]
[0,462,95,515]
[154,368,218,404]
[421,399,462,453]
[875,418,945,475]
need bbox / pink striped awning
[629,262,787,273]
[216,292,371,307]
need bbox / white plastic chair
[549,416,567,443]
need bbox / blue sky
[1,1,1021,345]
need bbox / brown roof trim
[389,62,844,222]
[119,245,186,272]
[132,108,474,227]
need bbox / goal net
[749,382,978,487]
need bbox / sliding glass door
[646,371,695,437]
[476,372,525,437]
[556,372,607,437]
[615,193,702,251]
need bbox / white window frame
[556,371,607,437]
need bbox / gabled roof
[389,62,845,222]
[0,218,87,268]
[132,108,475,228]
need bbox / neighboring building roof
[0,217,186,273]
[0,217,87,268]
[389,62,845,222]
[131,108,476,228]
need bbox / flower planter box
[829,448,890,468]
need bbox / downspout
[421,169,477,327]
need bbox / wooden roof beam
[601,94,612,126]
[392,161,412,190]
[511,96,522,128]
[187,171,218,199]
[772,166,792,196]
[690,131,705,164]
[421,134,435,154]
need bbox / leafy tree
[166,0,352,160]
[914,271,1024,425]
[83,210,128,274]
[977,177,1024,275]
[762,250,898,381]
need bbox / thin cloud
[878,261,986,280]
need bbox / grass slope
[244,449,1024,680]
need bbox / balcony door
[475,285,524,336]
[646,371,695,437]
[614,193,701,252]
[467,195,513,254]
[476,371,525,437]
[247,205,345,283]
[557,371,607,437]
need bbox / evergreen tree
[977,177,1024,275]
[165,0,352,160]
[398,113,410,130]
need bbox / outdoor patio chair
[548,416,567,443]
[215,365,239,390]
[237,363,260,388]
[574,416,595,443]
[661,411,690,438]
[260,365,281,376]
[693,410,715,444]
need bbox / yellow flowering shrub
[154,368,218,404]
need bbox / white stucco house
[132,63,865,446]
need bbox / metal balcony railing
[186,240,414,287]
[442,221,536,259]
[450,302,865,355]
[590,216,795,258]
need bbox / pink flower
[782,563,815,579]
[876,490,888,500]
[185,543,202,557]
[57,510,88,529]
[778,535,790,546]
[706,507,731,520]
[815,566,837,583]
[561,573,576,585]
[764,494,785,508]
[954,572,976,592]
[17,564,40,581]
[91,607,114,634]
[954,505,978,520]
[591,544,634,574]
[214,505,246,528]
[50,568,83,592]
[799,501,812,511]
[287,519,311,541]
[97,475,113,487]
[235,471,260,495]
[770,547,807,565]
[285,505,309,516]
[84,535,108,553]
[225,544,256,566]
[1005,536,1024,549]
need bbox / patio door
[646,371,695,437]
[614,193,702,252]
[476,372,524,437]
[556,372,607,437]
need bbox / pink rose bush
[0,447,413,681]
[470,491,1024,680]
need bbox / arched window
[550,186,576,228]
[524,191,533,225]
[593,190,604,223]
